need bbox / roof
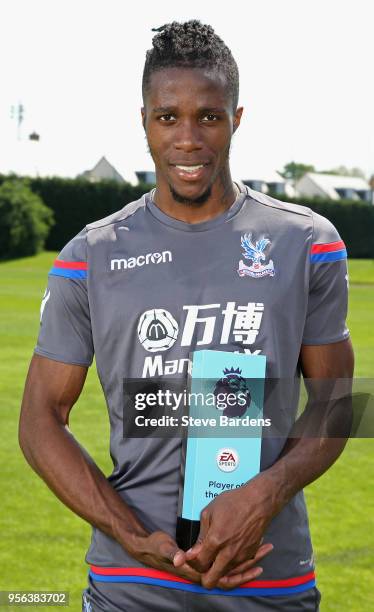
[305,172,370,192]
[78,156,125,183]
[242,170,287,184]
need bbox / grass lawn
[0,253,373,611]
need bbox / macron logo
[110,250,172,271]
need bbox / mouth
[170,163,210,181]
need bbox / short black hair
[142,20,239,111]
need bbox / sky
[0,0,373,183]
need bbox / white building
[135,170,156,184]
[78,156,126,183]
[295,172,373,204]
[241,170,297,198]
[78,159,155,186]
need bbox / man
[19,20,353,612]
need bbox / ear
[141,107,146,130]
[233,106,244,133]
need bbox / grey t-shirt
[35,183,349,595]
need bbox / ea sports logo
[137,308,179,352]
[216,448,239,473]
[150,253,162,264]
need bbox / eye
[159,114,175,122]
[202,113,219,122]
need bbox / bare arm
[181,338,355,588]
[19,354,202,582]
[19,355,150,544]
[262,338,355,512]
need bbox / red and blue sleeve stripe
[310,240,347,263]
[49,259,88,279]
[89,566,316,597]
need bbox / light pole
[10,102,24,141]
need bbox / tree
[278,162,315,182]
[0,179,54,259]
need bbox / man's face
[142,67,243,204]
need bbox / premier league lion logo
[213,367,251,418]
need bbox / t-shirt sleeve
[34,228,94,366]
[302,211,350,345]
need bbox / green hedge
[0,175,373,257]
[28,177,150,251]
[0,179,54,260]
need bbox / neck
[153,170,238,224]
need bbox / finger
[140,532,201,584]
[226,543,274,576]
[201,549,234,589]
[185,509,210,561]
[157,536,186,567]
[226,559,265,578]
[218,566,264,590]
[186,533,222,573]
[200,540,273,590]
[173,550,187,567]
[185,541,203,561]
[176,562,202,583]
[156,559,201,584]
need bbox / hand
[175,540,272,590]
[127,530,202,583]
[175,475,276,589]
[124,529,269,591]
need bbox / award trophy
[176,349,266,550]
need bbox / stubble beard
[168,183,213,206]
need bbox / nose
[173,119,203,153]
